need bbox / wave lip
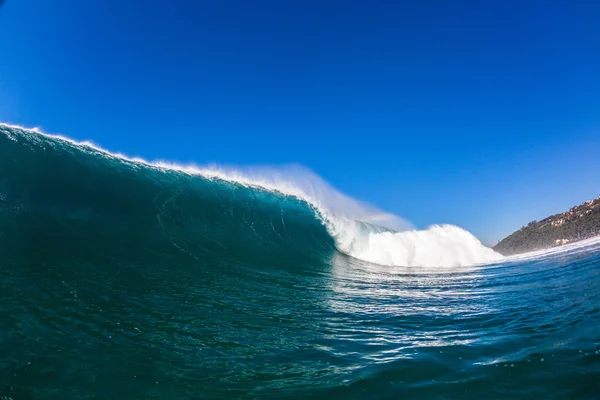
[0,122,502,268]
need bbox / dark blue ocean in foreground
[1,124,599,399]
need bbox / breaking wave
[0,123,501,268]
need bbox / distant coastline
[494,195,600,256]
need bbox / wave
[0,123,502,267]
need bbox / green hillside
[494,196,600,256]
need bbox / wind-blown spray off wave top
[1,123,599,399]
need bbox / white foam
[332,222,502,267]
[1,122,503,268]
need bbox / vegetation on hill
[493,195,600,256]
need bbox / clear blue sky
[1,0,599,244]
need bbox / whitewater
[0,122,501,268]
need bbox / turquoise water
[1,124,599,399]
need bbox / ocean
[1,123,599,399]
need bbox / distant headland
[494,195,600,256]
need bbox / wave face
[0,124,338,272]
[2,124,599,399]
